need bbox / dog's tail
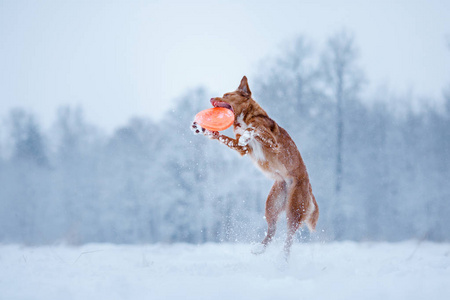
[306,193,319,232]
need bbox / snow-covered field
[1,241,449,300]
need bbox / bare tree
[256,36,323,131]
[9,109,49,167]
[321,31,364,196]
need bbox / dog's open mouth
[210,99,234,113]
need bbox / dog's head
[210,76,252,117]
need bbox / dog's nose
[210,98,215,104]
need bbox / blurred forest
[1,32,449,245]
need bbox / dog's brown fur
[192,76,319,258]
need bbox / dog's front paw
[191,122,219,139]
[238,130,253,146]
[191,121,205,135]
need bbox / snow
[1,241,449,300]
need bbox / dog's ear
[237,76,251,97]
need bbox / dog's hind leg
[252,180,287,255]
[283,178,312,259]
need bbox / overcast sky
[1,0,449,131]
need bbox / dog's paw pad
[191,122,205,135]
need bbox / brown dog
[191,76,319,258]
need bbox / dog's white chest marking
[234,113,266,162]
[249,139,266,162]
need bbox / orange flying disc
[194,107,235,131]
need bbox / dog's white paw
[191,121,204,135]
[238,130,253,146]
[191,122,219,139]
[251,243,266,255]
